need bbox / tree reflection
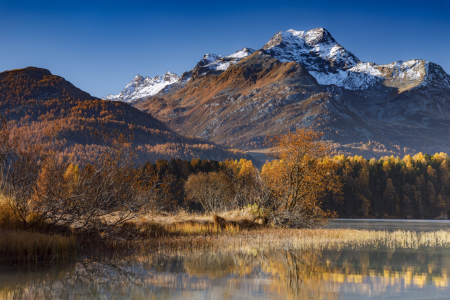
[2,246,450,299]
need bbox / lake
[327,218,450,232]
[2,220,450,299]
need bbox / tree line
[3,117,449,239]
[322,153,450,219]
[146,152,450,220]
[1,124,340,232]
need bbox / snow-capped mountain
[105,48,254,103]
[104,71,179,103]
[107,28,450,104]
[114,27,450,159]
[263,28,450,91]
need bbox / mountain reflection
[1,246,450,299]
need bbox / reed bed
[0,230,76,265]
[116,218,242,238]
[164,221,241,235]
[134,228,450,254]
[0,196,77,265]
[4,195,450,266]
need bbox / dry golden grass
[5,197,450,266]
[117,216,243,238]
[141,208,258,226]
[119,208,262,238]
[166,220,241,235]
[0,195,20,230]
[95,210,450,254]
[0,196,76,265]
[0,229,76,264]
[129,228,450,254]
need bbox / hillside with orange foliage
[0,67,251,163]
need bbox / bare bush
[185,171,233,213]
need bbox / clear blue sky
[1,0,449,97]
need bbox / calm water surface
[327,219,450,232]
[2,220,450,299]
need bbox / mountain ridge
[105,71,180,103]
[106,28,450,159]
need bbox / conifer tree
[402,195,413,218]
[437,194,447,217]
[383,179,397,216]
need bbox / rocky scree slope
[118,28,450,158]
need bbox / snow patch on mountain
[310,70,383,90]
[197,48,255,75]
[105,71,179,103]
[309,60,430,90]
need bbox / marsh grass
[115,217,243,238]
[128,228,450,254]
[0,196,76,265]
[0,230,76,265]
[165,221,240,235]
[5,195,450,267]
[81,211,450,255]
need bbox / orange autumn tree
[262,128,341,228]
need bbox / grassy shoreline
[0,230,76,265]
[3,209,450,266]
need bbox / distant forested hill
[0,67,251,163]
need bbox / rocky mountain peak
[198,54,222,67]
[263,28,337,50]
[263,28,360,73]
[228,47,255,58]
[191,48,255,79]
[304,28,336,45]
[423,61,450,90]
[163,71,180,82]
[104,71,179,103]
[133,74,144,82]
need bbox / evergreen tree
[437,194,447,217]
[383,179,397,216]
[402,195,413,218]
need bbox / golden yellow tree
[262,128,341,228]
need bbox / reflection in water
[327,219,450,232]
[2,245,450,299]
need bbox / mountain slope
[0,67,251,162]
[104,48,255,103]
[117,28,450,158]
[136,51,377,150]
